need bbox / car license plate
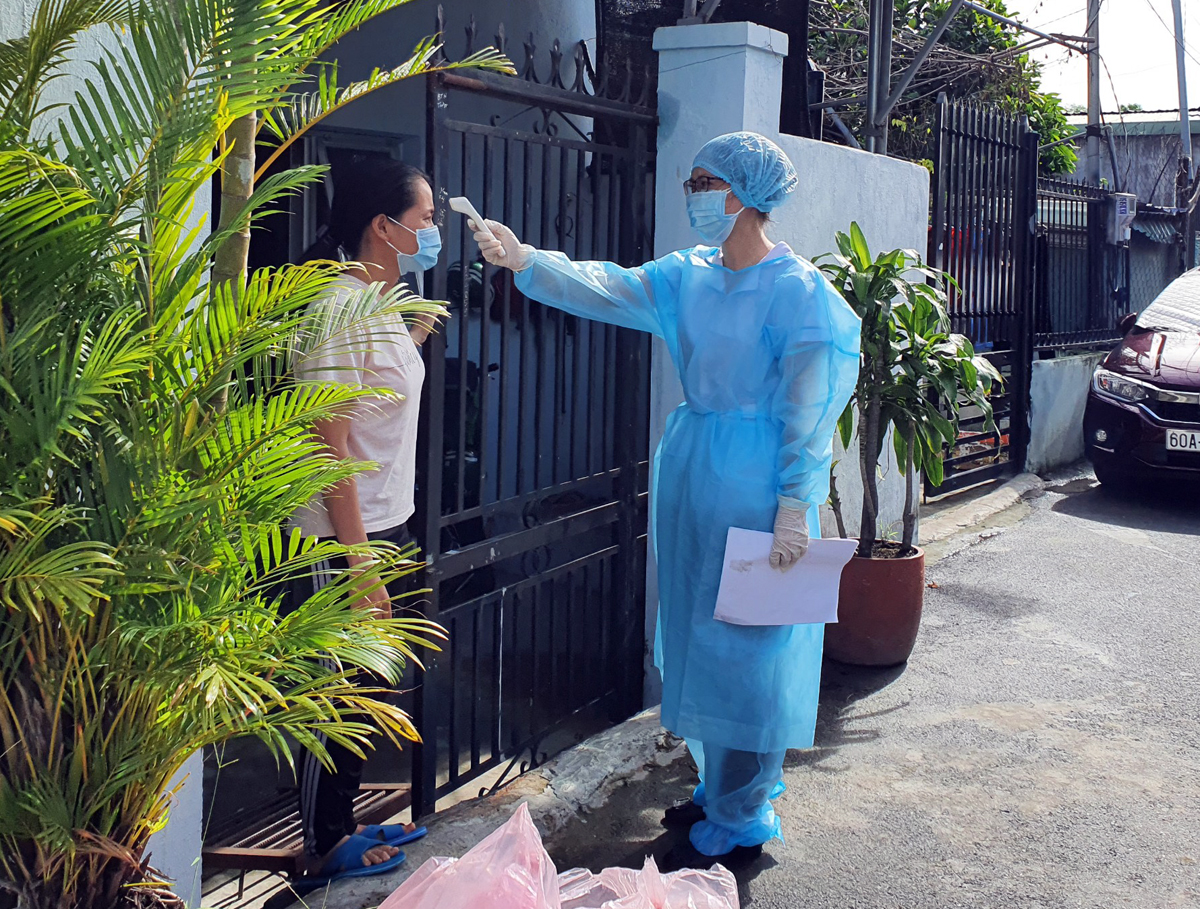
[1166,429,1200,452]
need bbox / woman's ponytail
[298,224,342,264]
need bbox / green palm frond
[0,150,109,301]
[0,506,115,619]
[290,0,422,65]
[53,0,315,220]
[256,40,515,179]
[191,382,366,471]
[0,540,115,619]
[161,162,328,308]
[296,276,449,358]
[253,0,432,137]
[0,0,135,138]
[11,310,149,474]
[162,265,337,406]
[0,0,508,902]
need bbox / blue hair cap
[691,132,798,212]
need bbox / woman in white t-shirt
[290,158,439,885]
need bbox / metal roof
[1065,115,1200,138]
[1132,216,1180,245]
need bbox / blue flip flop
[360,823,428,848]
[299,834,406,889]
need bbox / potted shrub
[817,223,1000,666]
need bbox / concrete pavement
[547,473,1200,907]
[261,470,1199,909]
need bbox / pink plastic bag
[379,803,560,909]
[558,856,739,909]
[380,803,738,909]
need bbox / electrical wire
[1032,6,1088,33]
[1138,0,1200,68]
[809,0,1103,144]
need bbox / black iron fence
[201,13,657,873]
[927,98,1037,494]
[1033,177,1129,351]
[925,98,1194,494]
[410,14,656,817]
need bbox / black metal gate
[409,24,655,817]
[1034,177,1129,351]
[927,97,1038,495]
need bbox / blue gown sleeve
[513,250,664,338]
[772,270,862,509]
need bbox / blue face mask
[686,190,743,245]
[388,217,442,273]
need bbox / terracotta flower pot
[825,546,926,667]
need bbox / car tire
[1091,460,1126,490]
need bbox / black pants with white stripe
[296,522,417,860]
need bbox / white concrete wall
[0,3,30,40]
[1028,352,1106,474]
[0,8,205,906]
[645,22,930,702]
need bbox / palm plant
[818,223,1002,558]
[0,1,511,907]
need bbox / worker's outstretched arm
[472,219,664,338]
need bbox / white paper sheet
[713,528,859,626]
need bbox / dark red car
[1084,268,1200,487]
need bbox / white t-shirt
[291,276,426,538]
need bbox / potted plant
[817,223,1000,666]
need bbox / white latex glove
[769,501,810,571]
[470,219,534,272]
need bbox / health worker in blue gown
[471,132,861,871]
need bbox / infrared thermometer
[448,197,500,251]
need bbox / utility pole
[1086,0,1102,185]
[1171,0,1193,184]
[865,0,894,154]
[1172,0,1196,270]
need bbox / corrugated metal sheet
[1132,215,1181,245]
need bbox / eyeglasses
[682,175,729,196]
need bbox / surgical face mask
[387,217,442,273]
[686,190,743,245]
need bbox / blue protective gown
[513,242,860,850]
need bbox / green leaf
[256,39,514,180]
[923,444,946,487]
[836,401,854,451]
[835,230,854,261]
[849,221,872,268]
[893,427,910,475]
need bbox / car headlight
[1093,368,1150,403]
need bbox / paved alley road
[751,477,1200,908]
[549,476,1200,908]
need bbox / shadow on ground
[544,658,910,904]
[544,755,694,875]
[785,659,907,774]
[545,769,779,908]
[1050,478,1200,534]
